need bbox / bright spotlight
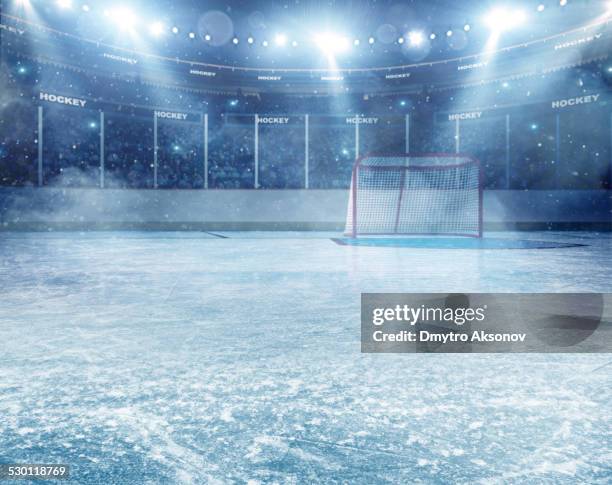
[188,32,196,39]
[204,34,211,41]
[537,4,545,12]
[315,33,350,54]
[262,40,269,47]
[408,31,424,46]
[171,26,179,34]
[275,34,287,46]
[446,29,453,37]
[149,22,165,37]
[368,36,375,44]
[484,8,527,32]
[56,0,72,8]
[232,37,239,45]
[560,0,567,5]
[247,36,254,44]
[82,4,90,12]
[108,8,137,32]
[291,40,298,47]
[430,33,436,40]
[15,0,31,7]
[353,39,360,46]
[464,24,471,32]
[397,36,405,44]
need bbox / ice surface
[0,231,610,483]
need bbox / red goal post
[345,154,483,238]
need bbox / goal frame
[348,153,483,239]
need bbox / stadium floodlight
[314,33,350,54]
[107,8,137,32]
[408,31,424,46]
[275,33,287,46]
[149,22,165,37]
[56,0,72,9]
[484,8,527,32]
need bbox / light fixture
[408,31,424,46]
[149,22,164,37]
[56,0,72,9]
[107,8,137,32]
[172,26,179,34]
[368,36,375,44]
[484,8,527,32]
[275,33,287,46]
[315,33,350,54]
[232,37,239,44]
[188,32,195,39]
[464,24,471,32]
[247,36,254,44]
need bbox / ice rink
[1,231,611,483]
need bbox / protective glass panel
[559,106,610,189]
[510,110,557,189]
[105,113,154,189]
[0,101,37,186]
[258,115,305,189]
[209,114,255,189]
[359,116,405,155]
[157,119,204,189]
[309,116,355,189]
[43,105,100,187]
[460,116,507,189]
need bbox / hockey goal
[345,154,483,238]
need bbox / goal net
[345,154,482,238]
